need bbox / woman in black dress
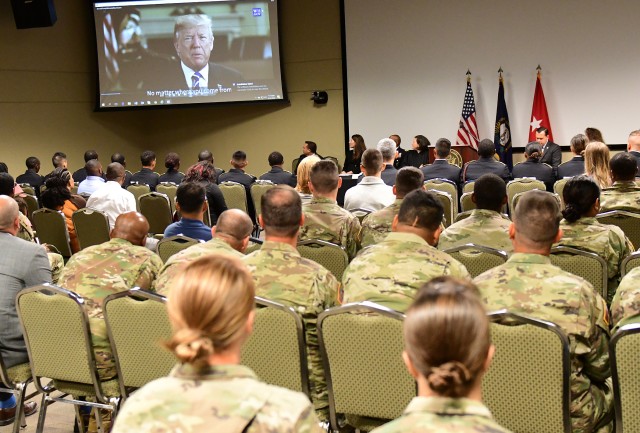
[400,134,430,168]
[342,134,367,174]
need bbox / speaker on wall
[10,0,57,29]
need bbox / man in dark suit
[421,138,461,186]
[15,156,44,197]
[130,150,160,191]
[198,150,225,179]
[0,195,49,422]
[461,139,511,184]
[377,138,398,186]
[536,127,562,168]
[390,134,405,169]
[218,151,257,220]
[72,150,99,184]
[557,133,587,179]
[627,129,640,174]
[259,151,296,187]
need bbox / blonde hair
[295,159,314,194]
[404,277,490,398]
[165,254,255,368]
[584,141,612,189]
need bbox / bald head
[106,162,125,183]
[198,150,214,163]
[213,209,253,252]
[110,212,149,246]
[0,196,19,234]
[85,159,102,177]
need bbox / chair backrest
[156,182,178,214]
[459,191,476,212]
[72,208,111,250]
[506,178,546,212]
[446,148,463,167]
[512,190,561,214]
[156,235,200,263]
[32,208,72,257]
[443,244,508,278]
[484,310,572,433]
[241,297,309,396]
[611,323,640,433]
[17,284,112,401]
[138,192,173,235]
[219,181,248,213]
[424,178,458,217]
[597,210,640,251]
[553,178,570,208]
[347,207,371,223]
[250,181,275,222]
[103,288,175,398]
[297,239,349,281]
[18,183,36,196]
[126,184,151,210]
[462,181,475,193]
[244,237,263,255]
[621,251,640,277]
[318,302,414,431]
[430,189,454,227]
[323,156,342,172]
[292,157,300,173]
[454,210,472,222]
[549,246,608,299]
[22,193,39,221]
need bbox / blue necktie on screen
[191,72,203,89]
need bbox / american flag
[456,79,479,150]
[102,13,119,87]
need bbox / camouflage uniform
[437,209,512,253]
[111,364,322,433]
[299,196,361,259]
[474,253,613,433]
[360,199,402,248]
[244,241,340,422]
[556,217,633,303]
[610,267,640,333]
[370,397,512,433]
[154,238,243,295]
[600,181,640,213]
[57,237,163,380]
[342,232,470,312]
[16,211,64,283]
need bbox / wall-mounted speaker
[10,0,57,29]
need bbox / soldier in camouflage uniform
[360,166,424,248]
[244,186,339,422]
[610,266,640,333]
[112,254,322,433]
[298,160,361,259]
[372,277,512,433]
[473,191,613,433]
[600,152,640,212]
[154,209,253,295]
[438,174,512,253]
[554,176,633,303]
[343,190,469,312]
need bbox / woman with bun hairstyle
[112,254,322,433]
[555,175,632,303]
[512,142,555,191]
[372,277,512,433]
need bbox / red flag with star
[528,70,554,142]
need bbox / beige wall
[0,0,345,178]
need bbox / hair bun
[426,361,471,397]
[172,329,215,365]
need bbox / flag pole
[536,64,542,78]
[466,69,471,82]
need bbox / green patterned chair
[17,184,36,196]
[549,246,608,299]
[318,302,414,432]
[462,181,475,193]
[459,191,476,212]
[126,183,151,211]
[103,288,175,401]
[22,194,39,222]
[621,251,640,277]
[138,192,173,235]
[506,178,546,214]
[0,354,38,433]
[297,239,349,281]
[443,244,508,278]
[72,208,110,250]
[347,208,372,224]
[597,210,640,251]
[16,284,120,433]
[424,178,458,216]
[219,181,249,213]
[553,178,570,209]
[250,181,275,224]
[156,235,200,263]
[156,182,179,214]
[32,208,73,258]
[484,310,572,433]
[241,297,309,396]
[430,189,455,227]
[610,322,640,433]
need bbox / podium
[452,145,479,164]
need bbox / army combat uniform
[600,181,640,213]
[370,397,512,433]
[438,209,512,253]
[154,237,243,295]
[244,241,340,422]
[299,196,361,260]
[611,266,640,333]
[359,199,402,248]
[111,364,323,433]
[474,253,614,433]
[342,232,470,313]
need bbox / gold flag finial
[498,67,503,82]
[536,64,542,78]
[466,69,471,82]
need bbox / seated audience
[420,138,461,185]
[111,152,132,188]
[41,167,86,253]
[371,277,511,433]
[183,161,228,225]
[360,167,424,248]
[72,150,99,184]
[198,149,224,179]
[158,152,184,184]
[585,141,612,190]
[294,140,322,174]
[295,157,314,204]
[164,182,212,241]
[86,162,137,229]
[259,151,296,187]
[586,127,606,144]
[218,150,257,219]
[77,159,105,196]
[299,160,361,259]
[557,134,587,179]
[474,190,613,433]
[130,150,160,191]
[600,152,640,213]
[438,174,511,253]
[111,254,321,432]
[390,134,405,169]
[399,135,430,168]
[377,138,399,186]
[343,189,469,312]
[15,156,44,198]
[627,129,640,171]
[555,176,633,303]
[512,142,554,191]
[0,163,24,197]
[344,149,395,211]
[44,151,68,183]
[461,139,511,184]
[342,134,366,174]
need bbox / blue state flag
[494,76,513,170]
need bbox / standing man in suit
[536,127,562,169]
[421,138,461,186]
[0,195,49,423]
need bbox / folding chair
[459,191,476,212]
[0,353,38,433]
[554,178,570,208]
[155,235,200,263]
[424,178,458,216]
[219,181,248,213]
[462,181,475,193]
[17,184,36,196]
[297,239,349,281]
[484,310,572,433]
[22,194,39,222]
[17,284,120,433]
[443,244,508,278]
[621,251,640,277]
[610,322,640,433]
[138,192,173,235]
[506,178,546,213]
[72,208,110,250]
[31,208,72,258]
[549,246,608,299]
[126,184,151,211]
[250,181,275,223]
[597,210,640,251]
[103,288,175,401]
[430,189,454,227]
[156,182,178,214]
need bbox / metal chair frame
[550,245,608,299]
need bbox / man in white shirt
[86,163,137,229]
[77,159,105,196]
[344,149,395,211]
